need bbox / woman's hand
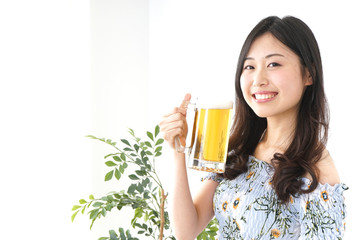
[159,93,191,150]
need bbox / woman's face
[240,33,312,119]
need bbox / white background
[0,0,359,239]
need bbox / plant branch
[159,188,167,240]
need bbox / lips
[252,91,278,102]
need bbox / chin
[251,109,272,118]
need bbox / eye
[268,62,281,68]
[244,65,254,70]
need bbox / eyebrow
[244,53,285,61]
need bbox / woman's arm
[170,152,218,239]
[160,94,218,239]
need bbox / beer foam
[197,99,233,109]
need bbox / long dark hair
[224,16,329,202]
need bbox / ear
[304,68,313,86]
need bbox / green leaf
[119,228,126,240]
[115,168,121,180]
[121,139,131,146]
[136,184,144,193]
[143,191,150,199]
[104,153,117,159]
[101,196,108,201]
[146,132,154,141]
[89,209,100,220]
[113,193,121,199]
[128,174,139,180]
[155,138,164,146]
[128,184,136,194]
[142,178,150,186]
[120,152,126,161]
[71,210,79,222]
[105,161,117,167]
[109,229,118,240]
[144,211,149,222]
[128,128,135,137]
[119,165,125,174]
[155,146,162,152]
[101,208,107,217]
[90,218,96,229]
[72,205,81,211]
[123,147,133,152]
[135,170,146,176]
[92,202,103,207]
[144,141,152,148]
[105,170,114,181]
[134,208,143,218]
[89,194,95,200]
[98,237,109,240]
[79,199,87,204]
[113,156,121,162]
[106,195,114,201]
[135,158,142,165]
[125,230,132,239]
[155,125,160,137]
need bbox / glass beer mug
[175,98,233,173]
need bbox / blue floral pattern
[204,156,348,239]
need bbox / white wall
[1,0,358,239]
[0,0,92,239]
[89,0,150,238]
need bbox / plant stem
[159,188,167,240]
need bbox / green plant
[72,126,218,240]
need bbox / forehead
[246,33,297,59]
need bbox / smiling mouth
[253,93,278,100]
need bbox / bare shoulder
[316,149,341,186]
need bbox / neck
[262,114,297,151]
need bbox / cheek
[240,78,251,105]
[240,76,252,101]
[277,77,305,103]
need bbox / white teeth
[254,94,276,100]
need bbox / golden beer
[187,101,233,173]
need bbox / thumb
[179,93,191,109]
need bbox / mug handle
[175,99,197,153]
[175,136,186,153]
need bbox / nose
[252,68,268,87]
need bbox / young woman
[160,16,348,240]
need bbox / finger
[162,128,183,149]
[179,93,191,109]
[162,107,187,118]
[159,114,186,133]
[162,93,192,118]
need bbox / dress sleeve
[201,172,224,183]
[298,179,349,239]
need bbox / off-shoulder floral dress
[204,156,348,240]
